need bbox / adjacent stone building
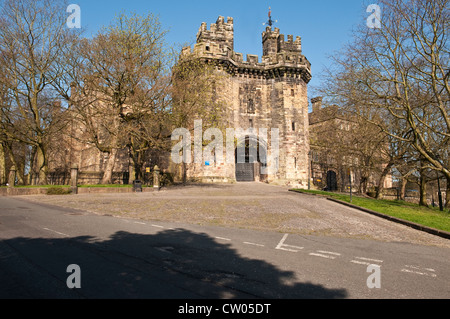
[309,97,393,193]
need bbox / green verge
[291,189,450,233]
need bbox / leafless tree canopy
[0,1,223,185]
[0,0,79,184]
[319,0,449,206]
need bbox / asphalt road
[1,193,449,300]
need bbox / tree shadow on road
[0,228,348,299]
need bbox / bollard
[8,166,16,187]
[70,164,79,194]
[153,165,160,190]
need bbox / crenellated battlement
[278,34,302,54]
[182,16,311,82]
[263,26,302,56]
[197,16,234,52]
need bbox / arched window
[247,99,255,114]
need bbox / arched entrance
[235,136,267,182]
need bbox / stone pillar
[8,166,16,187]
[153,165,160,190]
[70,164,79,194]
[128,164,135,185]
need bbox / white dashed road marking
[309,251,340,260]
[43,228,70,237]
[401,265,437,278]
[244,242,265,247]
[351,257,384,266]
[115,222,440,282]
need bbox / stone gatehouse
[178,16,312,188]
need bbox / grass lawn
[291,189,450,233]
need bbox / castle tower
[196,16,234,53]
[179,16,312,188]
[262,26,279,56]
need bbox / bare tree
[0,0,79,185]
[61,12,172,184]
[320,0,449,206]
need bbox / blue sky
[73,0,371,94]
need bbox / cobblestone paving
[22,182,450,248]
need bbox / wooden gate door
[235,163,255,182]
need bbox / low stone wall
[0,186,155,196]
[77,187,154,194]
[0,187,49,196]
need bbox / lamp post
[348,168,352,204]
[308,151,312,190]
[433,154,444,212]
[437,171,443,212]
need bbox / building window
[291,89,295,97]
[247,99,255,114]
[292,121,296,131]
[249,119,253,128]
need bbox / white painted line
[355,257,384,263]
[404,265,435,272]
[151,224,164,229]
[277,247,300,252]
[310,253,336,260]
[405,265,421,270]
[351,260,373,266]
[283,244,305,249]
[215,237,232,241]
[134,222,146,225]
[244,242,265,247]
[275,234,303,252]
[276,234,289,249]
[43,228,69,237]
[317,250,341,256]
[401,268,437,278]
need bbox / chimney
[311,97,323,112]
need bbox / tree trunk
[376,162,393,199]
[419,168,427,207]
[6,143,25,185]
[101,148,118,184]
[0,143,6,185]
[400,176,407,201]
[445,176,450,209]
[130,149,143,181]
[36,145,48,185]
